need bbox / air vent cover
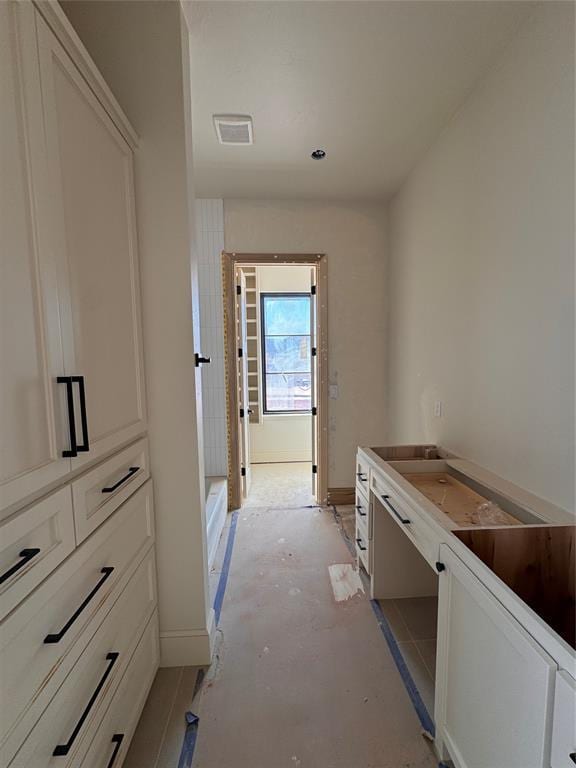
[213,115,253,145]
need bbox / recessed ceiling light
[311,149,326,160]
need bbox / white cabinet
[435,544,556,768]
[1,2,147,518]
[0,1,71,514]
[551,670,576,768]
[36,14,147,468]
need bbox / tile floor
[244,462,316,507]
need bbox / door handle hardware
[569,754,576,764]
[44,567,114,643]
[195,353,211,366]
[102,467,139,493]
[53,652,119,756]
[381,494,411,524]
[0,548,41,585]
[436,562,446,573]
[58,376,77,457]
[72,375,90,452]
[355,505,367,517]
[355,537,367,551]
[106,734,125,768]
[357,472,368,482]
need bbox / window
[261,293,311,413]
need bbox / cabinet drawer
[6,550,157,768]
[355,522,370,574]
[72,440,149,544]
[371,471,438,567]
[355,453,370,498]
[355,490,371,539]
[77,612,159,768]
[0,481,154,761]
[0,487,75,621]
[551,670,576,768]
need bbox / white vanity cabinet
[435,544,556,768]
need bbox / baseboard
[160,607,216,667]
[327,486,355,506]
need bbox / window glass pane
[264,336,310,373]
[263,295,310,335]
[265,373,311,411]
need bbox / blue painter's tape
[214,510,239,626]
[370,598,436,737]
[177,711,199,768]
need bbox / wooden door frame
[222,253,328,510]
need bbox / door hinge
[238,347,243,358]
[241,467,246,477]
[311,347,317,357]
[239,408,245,418]
[312,406,317,416]
[312,464,318,474]
[236,285,241,295]
[311,285,317,295]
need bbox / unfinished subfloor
[191,504,437,767]
[245,462,315,508]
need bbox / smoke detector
[213,115,253,145]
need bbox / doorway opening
[223,254,327,510]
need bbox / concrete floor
[245,462,315,508]
[192,504,437,767]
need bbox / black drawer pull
[0,548,41,585]
[106,734,125,768]
[569,753,576,764]
[355,505,367,517]
[195,353,211,366]
[356,537,367,551]
[102,467,140,493]
[381,494,411,525]
[44,567,114,644]
[53,652,119,756]
[357,472,368,482]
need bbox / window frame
[260,292,312,415]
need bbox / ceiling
[187,1,534,202]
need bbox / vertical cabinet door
[36,14,147,468]
[435,544,556,768]
[0,2,71,515]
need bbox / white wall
[225,200,388,488]
[250,265,312,464]
[196,199,228,477]
[387,3,575,512]
[61,1,214,664]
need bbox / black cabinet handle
[381,494,411,525]
[436,562,446,573]
[357,472,368,482]
[44,567,114,644]
[106,734,125,768]
[569,753,576,764]
[195,353,211,367]
[356,537,367,551]
[53,652,119,756]
[58,376,77,457]
[355,505,367,517]
[0,548,41,586]
[73,375,90,452]
[102,467,139,494]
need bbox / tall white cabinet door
[0,2,71,515]
[36,14,147,468]
[435,544,556,768]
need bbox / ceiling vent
[213,115,253,145]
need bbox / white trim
[160,608,216,667]
[33,0,139,148]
